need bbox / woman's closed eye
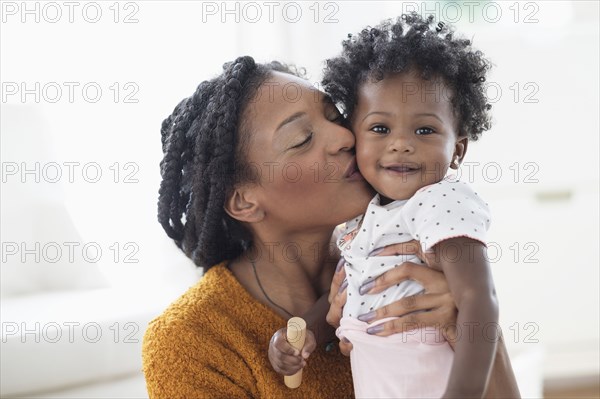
[289,132,313,149]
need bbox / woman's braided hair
[323,13,492,140]
[158,56,299,270]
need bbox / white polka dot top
[337,176,491,319]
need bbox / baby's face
[351,71,467,202]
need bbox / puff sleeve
[401,178,491,252]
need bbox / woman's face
[242,72,374,232]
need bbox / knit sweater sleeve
[142,264,354,399]
[142,315,254,399]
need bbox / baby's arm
[269,289,336,375]
[434,236,498,399]
[269,235,342,375]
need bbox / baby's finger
[301,330,317,359]
[268,347,305,375]
[272,328,300,356]
[272,356,306,376]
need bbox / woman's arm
[327,240,521,398]
[143,320,254,398]
[327,241,457,341]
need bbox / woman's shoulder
[141,262,261,397]
[142,261,281,351]
[143,262,234,337]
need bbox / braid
[189,57,256,266]
[158,56,301,269]
[158,80,215,243]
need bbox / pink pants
[337,317,454,399]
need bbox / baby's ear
[224,186,265,223]
[451,136,469,169]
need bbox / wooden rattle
[284,317,307,389]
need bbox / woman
[142,57,518,398]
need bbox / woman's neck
[229,229,337,318]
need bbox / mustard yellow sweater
[142,262,353,398]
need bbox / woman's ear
[224,186,264,223]
[451,137,469,169]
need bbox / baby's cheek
[355,137,373,172]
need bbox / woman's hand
[268,328,316,376]
[326,258,353,356]
[327,240,458,350]
[357,241,457,342]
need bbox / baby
[271,14,508,399]
[322,14,500,398]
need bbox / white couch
[0,105,199,397]
[1,287,171,397]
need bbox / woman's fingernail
[369,247,384,256]
[341,337,350,344]
[357,310,376,323]
[367,324,384,335]
[338,279,348,294]
[336,257,345,272]
[359,278,375,295]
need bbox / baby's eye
[371,125,390,134]
[415,127,435,135]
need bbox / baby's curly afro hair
[323,13,492,141]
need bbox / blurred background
[1,1,598,397]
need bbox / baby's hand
[268,327,316,376]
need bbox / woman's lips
[343,157,364,181]
[346,169,364,181]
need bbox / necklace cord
[251,260,295,319]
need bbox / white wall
[2,0,598,387]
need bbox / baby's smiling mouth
[381,163,421,173]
